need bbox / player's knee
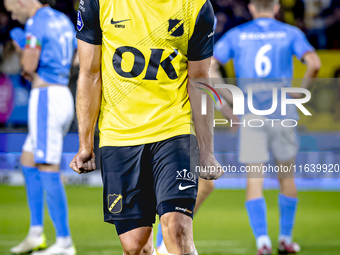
[123,246,142,255]
[123,238,153,255]
[161,212,191,243]
[140,239,153,255]
[20,151,35,167]
[117,221,153,255]
[247,177,264,188]
[124,243,152,255]
[124,242,150,255]
[164,218,186,242]
[279,178,297,197]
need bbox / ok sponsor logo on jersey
[112,46,179,80]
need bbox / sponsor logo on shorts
[178,183,196,191]
[175,206,192,214]
[176,169,197,183]
[108,194,123,214]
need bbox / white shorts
[23,86,74,165]
[238,114,299,164]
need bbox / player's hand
[21,71,34,82]
[199,152,224,180]
[69,149,96,174]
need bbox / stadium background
[0,0,339,254]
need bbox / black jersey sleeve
[76,0,102,45]
[187,0,215,61]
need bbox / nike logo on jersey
[178,183,196,191]
[111,19,130,25]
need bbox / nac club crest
[108,194,123,214]
[168,19,184,37]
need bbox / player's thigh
[238,114,269,164]
[21,135,35,167]
[151,135,199,214]
[270,124,299,163]
[21,151,35,167]
[118,225,153,255]
[38,164,60,172]
[100,146,156,233]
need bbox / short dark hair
[250,0,279,12]
[39,0,56,7]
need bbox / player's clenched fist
[199,153,224,180]
[69,149,96,174]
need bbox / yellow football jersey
[76,0,214,147]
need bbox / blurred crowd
[0,0,339,75]
[212,0,340,49]
[1,0,340,74]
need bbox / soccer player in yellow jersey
[70,0,222,254]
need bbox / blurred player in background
[212,0,321,254]
[5,0,77,254]
[70,0,222,254]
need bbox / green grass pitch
[1,186,339,255]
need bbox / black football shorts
[100,134,199,225]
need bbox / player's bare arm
[300,51,321,91]
[188,58,223,180]
[303,51,321,81]
[69,40,101,174]
[290,51,321,98]
[21,48,40,82]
